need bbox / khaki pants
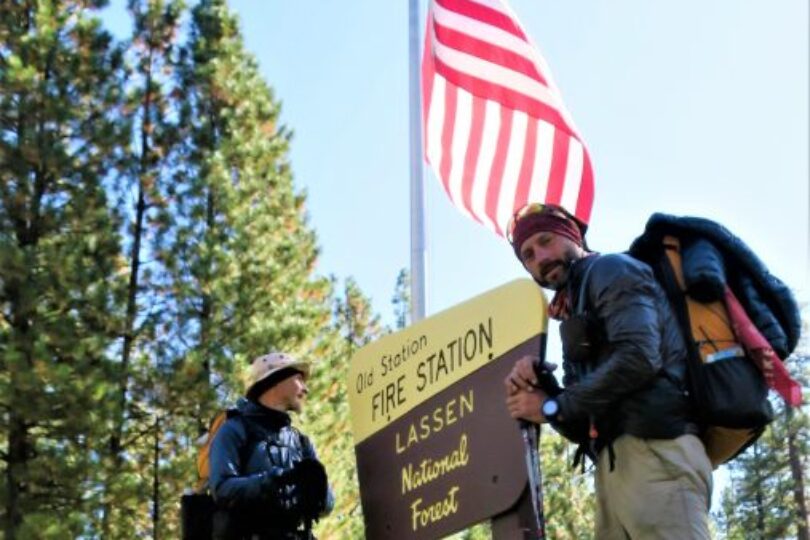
[595,434,713,540]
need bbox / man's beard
[537,247,580,290]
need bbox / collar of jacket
[566,254,600,306]
[548,254,599,320]
[237,398,292,429]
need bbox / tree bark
[753,442,766,539]
[786,406,809,540]
[152,416,161,540]
[102,41,155,538]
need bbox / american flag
[422,0,594,236]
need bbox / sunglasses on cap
[506,203,572,244]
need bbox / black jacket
[551,254,696,451]
[209,399,334,539]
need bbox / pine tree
[156,0,333,534]
[540,432,596,538]
[392,268,411,330]
[0,1,127,537]
[785,311,810,540]
[299,278,383,538]
[715,310,809,539]
[99,0,185,537]
[335,277,384,349]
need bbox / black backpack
[629,214,801,466]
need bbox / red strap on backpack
[724,286,802,407]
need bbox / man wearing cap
[503,204,712,539]
[209,352,334,539]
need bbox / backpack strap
[231,412,266,473]
[571,256,597,315]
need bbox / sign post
[348,280,548,539]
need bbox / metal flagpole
[409,0,427,323]
[409,3,546,536]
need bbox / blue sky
[104,0,808,321]
[220,0,808,324]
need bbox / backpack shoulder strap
[230,413,268,472]
[572,257,597,315]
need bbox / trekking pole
[521,348,561,539]
[520,420,546,539]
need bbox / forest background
[0,1,807,539]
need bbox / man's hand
[506,388,548,424]
[504,355,557,395]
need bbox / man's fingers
[513,375,535,392]
[506,395,524,418]
[506,392,543,424]
[517,364,538,385]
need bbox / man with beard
[209,352,334,539]
[503,204,712,539]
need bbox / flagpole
[409,0,427,322]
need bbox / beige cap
[245,352,310,396]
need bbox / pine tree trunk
[5,266,31,540]
[786,407,809,540]
[152,416,161,540]
[195,184,215,429]
[754,442,766,539]
[102,46,155,538]
[5,125,44,539]
[5,413,27,539]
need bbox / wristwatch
[542,398,560,422]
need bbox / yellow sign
[348,279,546,443]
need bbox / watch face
[543,399,559,417]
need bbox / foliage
[0,1,128,537]
[298,278,384,538]
[5,1,801,539]
[714,309,809,539]
[392,268,411,331]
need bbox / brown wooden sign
[348,280,547,539]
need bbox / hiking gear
[554,254,695,446]
[245,352,310,397]
[634,234,772,466]
[196,410,230,493]
[724,286,802,405]
[547,289,572,321]
[209,400,333,538]
[629,214,801,466]
[290,458,331,522]
[558,256,600,359]
[509,204,584,256]
[521,421,546,539]
[184,406,252,540]
[629,214,800,360]
[542,398,560,422]
[183,399,332,539]
[181,491,217,540]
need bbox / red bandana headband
[510,212,583,260]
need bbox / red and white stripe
[422,0,594,236]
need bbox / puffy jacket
[551,254,697,454]
[629,213,801,359]
[209,399,334,540]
